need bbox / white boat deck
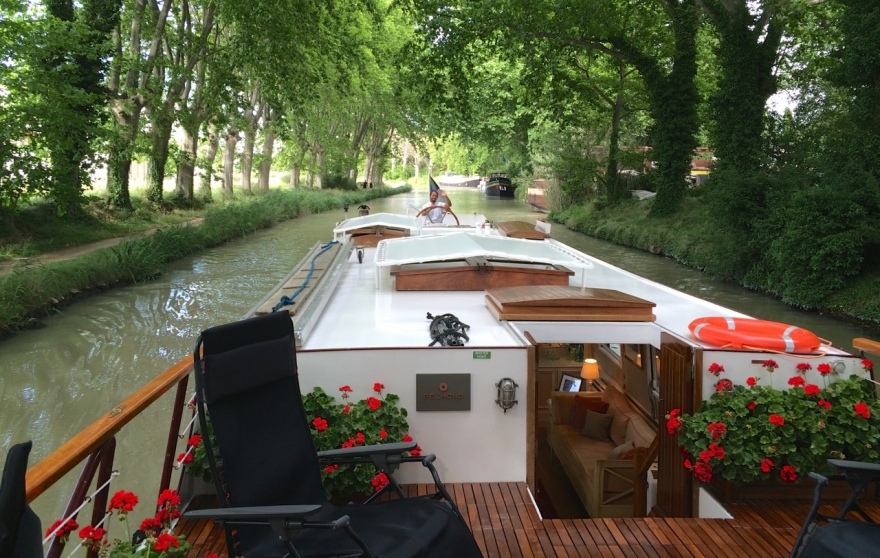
[303,243,524,350]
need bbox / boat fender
[426,312,471,347]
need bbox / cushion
[581,410,613,441]
[609,412,631,446]
[608,440,635,460]
[569,396,610,430]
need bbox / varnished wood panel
[496,221,549,240]
[179,482,880,557]
[655,333,694,518]
[393,265,573,291]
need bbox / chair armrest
[184,504,321,521]
[828,459,880,476]
[318,441,417,461]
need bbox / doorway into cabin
[531,338,693,519]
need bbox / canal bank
[551,197,880,331]
[0,186,409,336]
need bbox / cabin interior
[533,341,660,519]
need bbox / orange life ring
[688,316,821,354]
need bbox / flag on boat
[429,175,441,195]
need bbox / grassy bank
[552,196,880,327]
[0,186,409,335]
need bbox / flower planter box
[708,475,865,502]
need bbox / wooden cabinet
[536,359,582,427]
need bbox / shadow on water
[0,188,874,523]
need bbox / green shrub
[322,174,359,191]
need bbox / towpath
[0,218,204,277]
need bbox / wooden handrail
[854,338,880,357]
[26,357,194,502]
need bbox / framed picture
[557,373,582,392]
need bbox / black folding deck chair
[790,459,880,558]
[185,311,483,558]
[0,441,44,558]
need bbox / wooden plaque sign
[416,374,471,411]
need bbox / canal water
[1,188,876,524]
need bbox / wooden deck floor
[177,482,879,557]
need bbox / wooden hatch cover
[495,221,549,240]
[485,285,656,321]
[348,225,408,247]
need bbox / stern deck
[176,482,880,557]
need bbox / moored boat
[484,172,516,199]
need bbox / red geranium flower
[707,422,727,440]
[187,434,202,447]
[312,417,329,432]
[762,359,778,372]
[343,405,350,414]
[324,464,339,474]
[157,489,181,508]
[747,402,757,411]
[46,518,78,540]
[108,490,139,514]
[683,458,692,470]
[356,432,365,444]
[177,452,193,465]
[402,433,413,442]
[373,383,385,393]
[694,462,713,482]
[78,525,106,551]
[746,377,757,387]
[817,363,832,376]
[788,376,805,387]
[708,363,725,376]
[769,414,785,426]
[371,472,390,492]
[780,465,798,483]
[804,384,820,396]
[855,402,871,419]
[862,359,874,373]
[760,458,774,473]
[818,400,832,410]
[367,397,382,410]
[796,362,812,373]
[410,445,422,457]
[154,533,180,552]
[339,385,353,400]
[715,379,733,392]
[140,517,162,534]
[380,428,387,439]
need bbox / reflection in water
[0,189,875,523]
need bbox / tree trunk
[641,0,699,218]
[106,106,142,209]
[709,4,782,174]
[106,135,133,209]
[176,124,197,199]
[258,129,277,191]
[223,127,239,197]
[363,153,374,184]
[315,149,326,189]
[199,124,219,200]
[291,163,300,188]
[241,130,255,194]
[147,110,174,203]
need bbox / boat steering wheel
[415,205,460,226]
